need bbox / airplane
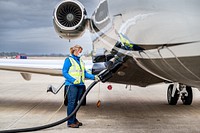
[0,0,200,106]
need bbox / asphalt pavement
[1,70,200,133]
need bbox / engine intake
[53,0,87,39]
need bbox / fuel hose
[0,80,99,133]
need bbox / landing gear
[181,86,193,105]
[167,84,179,105]
[167,83,193,105]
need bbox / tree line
[0,52,92,57]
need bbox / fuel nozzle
[98,69,112,83]
[98,59,123,83]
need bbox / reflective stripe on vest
[68,57,85,84]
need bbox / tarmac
[1,70,200,133]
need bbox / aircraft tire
[167,84,179,105]
[181,86,193,105]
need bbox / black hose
[0,80,99,133]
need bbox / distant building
[16,54,27,59]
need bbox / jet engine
[53,0,87,40]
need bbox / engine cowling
[53,0,87,40]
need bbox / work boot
[76,121,83,126]
[68,124,79,128]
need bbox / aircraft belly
[108,57,164,87]
[137,56,200,88]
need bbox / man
[62,45,97,128]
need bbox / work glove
[95,75,100,81]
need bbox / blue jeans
[65,85,85,125]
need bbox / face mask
[78,53,82,57]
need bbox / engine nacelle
[53,0,87,40]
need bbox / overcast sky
[0,0,99,55]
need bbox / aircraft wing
[0,57,164,87]
[0,59,93,80]
[0,59,63,76]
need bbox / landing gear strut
[167,83,193,105]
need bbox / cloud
[0,26,92,54]
[0,0,97,54]
[0,0,56,30]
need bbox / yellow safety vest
[68,57,85,84]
